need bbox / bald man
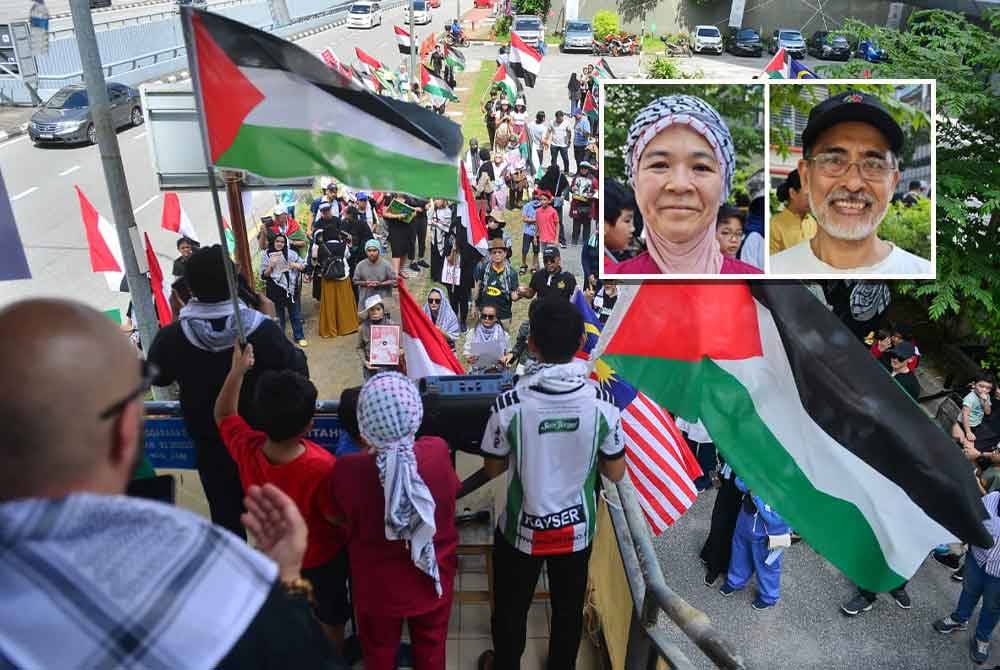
[0,299,336,670]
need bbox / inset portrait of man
[770,90,932,276]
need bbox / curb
[0,122,29,143]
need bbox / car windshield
[46,89,88,109]
[515,19,540,31]
[566,22,590,32]
[413,0,425,8]
[350,5,372,13]
[736,30,757,40]
[697,28,719,37]
[830,35,848,44]
[779,31,802,40]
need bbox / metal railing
[50,9,179,40]
[604,479,746,669]
[38,44,186,83]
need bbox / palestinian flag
[351,63,381,94]
[75,185,124,291]
[180,8,462,199]
[492,63,517,103]
[444,44,466,72]
[762,47,789,78]
[509,32,541,87]
[593,281,991,593]
[457,167,488,255]
[597,57,616,78]
[395,25,414,55]
[421,66,458,102]
[398,279,465,378]
[355,46,386,77]
[222,216,236,254]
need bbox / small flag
[143,232,173,327]
[582,90,596,113]
[457,168,488,255]
[762,47,789,78]
[351,63,381,93]
[0,170,30,281]
[790,59,818,79]
[492,63,517,103]
[419,32,437,59]
[395,25,414,55]
[444,44,466,72]
[421,65,458,101]
[387,198,417,222]
[597,57,616,79]
[222,216,236,254]
[75,185,124,291]
[320,47,355,82]
[355,46,386,76]
[160,192,200,242]
[509,32,542,87]
[398,279,465,378]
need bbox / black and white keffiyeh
[357,372,442,597]
[624,94,736,205]
[178,299,269,353]
[0,494,276,670]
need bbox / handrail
[37,44,186,81]
[50,8,179,40]
[605,478,747,669]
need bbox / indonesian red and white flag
[457,168,488,255]
[75,185,124,291]
[355,46,386,76]
[143,232,173,327]
[509,32,542,87]
[160,192,199,242]
[398,279,465,379]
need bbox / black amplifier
[417,373,515,454]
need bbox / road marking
[133,194,160,214]
[133,131,148,140]
[11,186,38,201]
[58,165,81,177]
[0,136,29,149]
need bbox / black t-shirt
[529,269,576,301]
[893,370,921,400]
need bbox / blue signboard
[144,415,343,469]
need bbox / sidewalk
[0,106,34,141]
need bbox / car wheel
[130,107,143,127]
[87,123,97,145]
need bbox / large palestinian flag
[421,66,458,102]
[509,32,541,87]
[593,281,991,593]
[180,8,462,199]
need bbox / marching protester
[568,161,597,246]
[262,206,308,254]
[567,72,581,115]
[352,239,398,316]
[173,236,200,277]
[545,109,573,174]
[473,238,521,328]
[528,111,548,173]
[518,246,577,302]
[381,193,416,279]
[260,233,307,347]
[572,110,592,170]
[312,215,358,339]
[539,164,570,248]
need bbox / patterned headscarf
[357,372,442,596]
[624,95,735,204]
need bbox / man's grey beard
[809,189,889,242]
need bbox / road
[0,0,488,314]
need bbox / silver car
[513,14,544,49]
[561,19,592,53]
[29,83,143,146]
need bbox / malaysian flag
[572,290,701,533]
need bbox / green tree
[818,9,1000,369]
[592,10,620,40]
[602,83,764,201]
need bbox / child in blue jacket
[720,477,791,610]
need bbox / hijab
[422,287,460,341]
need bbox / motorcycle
[592,38,611,56]
[445,30,470,48]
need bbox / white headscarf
[357,372,442,596]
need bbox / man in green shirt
[473,238,521,326]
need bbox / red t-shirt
[219,415,344,569]
[608,251,763,275]
[536,205,559,245]
[328,436,460,616]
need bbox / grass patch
[641,34,664,53]
[545,33,562,45]
[461,60,497,147]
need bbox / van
[348,1,381,29]
[411,0,431,25]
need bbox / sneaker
[719,583,737,597]
[841,594,875,616]
[704,572,719,587]
[297,339,308,347]
[932,616,968,634]
[972,638,990,664]
[559,243,567,249]
[790,531,802,545]
[751,598,774,611]
[890,587,912,609]
[418,259,430,268]
[409,262,422,272]
[933,552,963,570]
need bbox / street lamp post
[409,0,417,102]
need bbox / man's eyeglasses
[806,152,895,180]
[481,314,497,321]
[99,360,157,420]
[428,298,441,304]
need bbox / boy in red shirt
[214,344,350,656]
[534,190,560,249]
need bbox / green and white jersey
[481,380,624,556]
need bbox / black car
[727,28,762,57]
[29,83,143,146]
[807,31,851,60]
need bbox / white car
[348,1,382,29]
[693,24,723,54]
[411,0,431,25]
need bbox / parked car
[807,31,850,60]
[769,28,806,59]
[348,1,381,29]
[727,27,762,57]
[428,0,440,8]
[411,0,431,25]
[472,0,493,7]
[692,24,723,54]
[29,83,142,146]
[512,14,544,49]
[856,39,889,63]
[561,19,592,52]
[89,0,112,7]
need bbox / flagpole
[179,7,247,344]
[409,0,417,102]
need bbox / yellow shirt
[769,208,817,254]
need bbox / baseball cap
[542,245,560,259]
[364,239,380,251]
[801,90,904,156]
[356,192,368,201]
[579,161,592,169]
[888,341,916,360]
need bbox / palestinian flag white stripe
[509,32,541,87]
[421,66,458,101]
[492,64,517,103]
[457,167,488,255]
[395,25,413,55]
[161,192,200,243]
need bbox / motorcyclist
[450,18,462,41]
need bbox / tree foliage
[592,10,620,40]
[815,9,1000,369]
[513,0,549,19]
[601,84,764,203]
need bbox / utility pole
[409,0,417,102]
[69,0,166,399]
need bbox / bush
[661,31,690,46]
[592,10,619,41]
[493,15,511,38]
[645,56,684,79]
[878,198,932,260]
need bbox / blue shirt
[522,200,539,237]
[573,116,591,146]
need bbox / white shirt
[547,119,573,148]
[771,239,932,275]
[528,121,547,148]
[739,232,764,271]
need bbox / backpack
[321,238,348,280]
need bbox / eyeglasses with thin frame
[806,152,896,181]
[99,360,157,420]
[717,229,743,240]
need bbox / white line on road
[0,136,29,149]
[58,165,81,177]
[133,132,148,141]
[133,194,160,214]
[11,186,38,201]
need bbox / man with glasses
[771,90,932,275]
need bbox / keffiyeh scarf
[521,359,590,393]
[358,372,442,597]
[179,299,269,352]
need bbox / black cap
[888,341,916,360]
[801,90,904,157]
[542,245,560,259]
